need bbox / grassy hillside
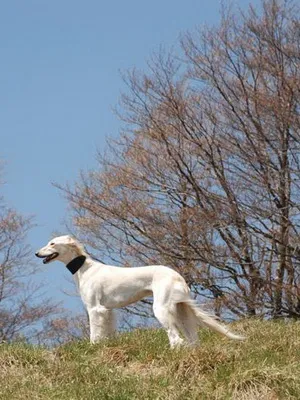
[1,320,300,400]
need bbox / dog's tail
[179,299,246,341]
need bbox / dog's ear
[68,237,87,256]
[65,235,76,243]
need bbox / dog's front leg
[88,306,115,344]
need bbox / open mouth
[37,252,59,264]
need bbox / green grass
[1,320,300,399]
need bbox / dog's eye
[50,242,55,246]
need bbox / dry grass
[1,320,300,399]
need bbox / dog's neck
[58,249,89,272]
[69,255,96,288]
[66,255,86,275]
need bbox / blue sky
[1,0,259,312]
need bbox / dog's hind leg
[152,283,184,348]
[153,303,184,348]
[175,302,199,346]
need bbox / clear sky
[1,0,260,312]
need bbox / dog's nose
[35,252,39,257]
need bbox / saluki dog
[36,235,245,348]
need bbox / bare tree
[34,313,90,346]
[60,0,300,320]
[0,189,60,342]
[181,0,300,317]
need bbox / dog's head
[35,235,86,264]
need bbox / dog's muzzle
[35,252,59,264]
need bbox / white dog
[36,235,245,347]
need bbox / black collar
[66,255,86,275]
